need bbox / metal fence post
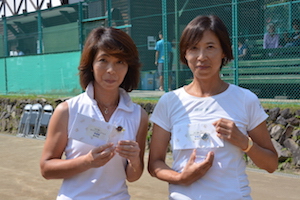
[232,0,239,85]
[37,10,43,54]
[162,0,169,92]
[107,0,112,27]
[174,0,180,89]
[78,1,83,51]
[3,16,8,57]
[3,16,8,94]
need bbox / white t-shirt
[150,84,268,200]
[57,83,141,200]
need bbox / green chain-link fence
[0,0,300,99]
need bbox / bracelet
[242,137,253,153]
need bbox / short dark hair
[158,30,163,37]
[180,15,233,69]
[78,27,141,92]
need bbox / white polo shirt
[57,83,141,200]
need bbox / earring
[221,58,225,65]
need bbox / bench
[246,39,300,60]
[184,37,300,98]
[185,58,300,84]
[248,46,300,60]
[220,57,300,98]
[184,45,300,98]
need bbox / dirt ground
[0,133,299,200]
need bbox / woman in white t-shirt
[148,15,278,200]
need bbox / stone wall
[266,107,300,172]
[0,98,299,172]
[0,98,62,134]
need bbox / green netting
[0,0,300,99]
[0,59,6,92]
[2,52,81,95]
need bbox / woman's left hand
[116,140,140,163]
[213,118,248,150]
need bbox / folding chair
[25,103,42,138]
[34,104,54,137]
[17,104,32,136]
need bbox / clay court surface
[0,133,299,200]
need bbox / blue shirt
[155,39,172,63]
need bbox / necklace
[99,104,116,115]
[104,107,109,115]
[97,99,119,115]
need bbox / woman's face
[185,30,225,80]
[92,50,128,91]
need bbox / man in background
[154,31,172,91]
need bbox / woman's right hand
[179,149,214,186]
[86,143,116,168]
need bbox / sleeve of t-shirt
[154,41,159,51]
[149,94,171,132]
[245,91,268,131]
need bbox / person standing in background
[155,31,172,91]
